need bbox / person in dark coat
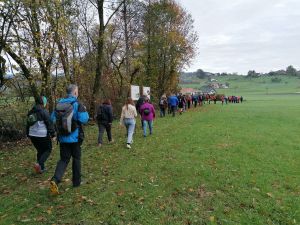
[27,96,55,174]
[178,95,184,114]
[136,95,145,128]
[159,95,168,117]
[192,94,198,107]
[96,99,113,147]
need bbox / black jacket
[26,105,55,137]
[96,104,113,124]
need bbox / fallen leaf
[3,189,11,195]
[188,188,194,193]
[20,176,28,182]
[36,216,46,222]
[116,191,124,196]
[80,196,87,200]
[46,206,53,215]
[267,193,274,198]
[253,187,260,192]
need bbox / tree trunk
[123,0,130,77]
[90,0,105,117]
[0,54,6,87]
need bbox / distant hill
[180,69,214,83]
[180,66,300,84]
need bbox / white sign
[143,87,151,99]
[131,85,140,100]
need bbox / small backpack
[143,107,150,116]
[55,101,77,135]
[27,110,39,127]
[96,105,108,122]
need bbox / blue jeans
[143,120,153,136]
[124,118,135,144]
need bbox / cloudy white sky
[177,0,300,74]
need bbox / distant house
[180,87,201,95]
[200,85,216,95]
[219,83,229,89]
[209,78,218,82]
[209,82,220,89]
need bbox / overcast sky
[177,0,300,74]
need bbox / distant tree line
[180,65,300,82]
[246,65,300,78]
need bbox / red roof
[180,88,199,94]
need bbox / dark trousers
[160,107,166,117]
[194,101,198,108]
[98,123,112,144]
[171,106,177,117]
[30,136,52,170]
[52,142,81,187]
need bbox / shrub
[271,77,282,83]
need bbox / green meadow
[1,76,300,224]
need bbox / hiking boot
[34,163,42,174]
[109,139,114,144]
[98,143,102,147]
[73,183,81,188]
[126,144,131,149]
[73,180,85,188]
[50,180,59,195]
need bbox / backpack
[27,110,39,127]
[55,101,77,135]
[96,105,108,122]
[143,107,150,116]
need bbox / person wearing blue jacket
[169,94,179,117]
[50,84,89,195]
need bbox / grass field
[1,77,300,224]
[181,75,300,97]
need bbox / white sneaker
[126,144,131,149]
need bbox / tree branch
[104,0,125,29]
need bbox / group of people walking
[26,84,244,195]
[26,84,89,194]
[26,85,157,194]
[96,95,156,150]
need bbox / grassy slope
[181,75,300,97]
[1,77,300,224]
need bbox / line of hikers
[26,85,158,194]
[156,93,244,114]
[26,84,244,194]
